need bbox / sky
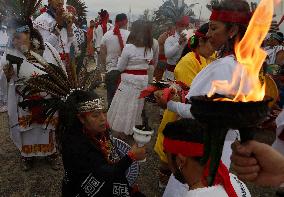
[84,0,212,22]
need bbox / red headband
[210,10,251,24]
[164,137,238,197]
[163,138,204,157]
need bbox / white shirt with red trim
[163,173,251,197]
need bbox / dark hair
[163,118,205,163]
[115,13,127,23]
[127,20,153,55]
[180,23,209,59]
[163,118,205,143]
[56,90,100,150]
[212,0,251,55]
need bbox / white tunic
[0,42,63,157]
[272,109,284,155]
[101,29,130,72]
[33,12,76,54]
[164,32,187,80]
[163,174,251,197]
[94,23,113,52]
[107,44,153,135]
[0,29,9,107]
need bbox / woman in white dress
[108,20,154,136]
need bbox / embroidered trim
[21,131,55,154]
[81,174,105,197]
[113,183,130,197]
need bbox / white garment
[265,45,284,65]
[148,39,159,83]
[0,42,62,157]
[101,29,130,72]
[164,32,186,80]
[33,12,75,54]
[94,23,113,51]
[163,174,189,197]
[163,174,250,197]
[107,44,153,135]
[272,109,284,155]
[0,29,9,55]
[0,29,9,107]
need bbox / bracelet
[127,151,136,161]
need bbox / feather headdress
[19,50,102,130]
[1,0,42,34]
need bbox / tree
[152,0,196,38]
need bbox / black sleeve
[63,135,133,182]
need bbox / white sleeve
[164,38,183,59]
[117,46,130,72]
[152,39,159,67]
[101,34,107,47]
[167,100,193,118]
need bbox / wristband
[127,151,136,161]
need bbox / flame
[207,0,274,102]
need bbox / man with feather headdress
[0,0,64,171]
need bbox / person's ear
[176,154,187,169]
[228,25,239,39]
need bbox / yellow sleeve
[174,53,200,86]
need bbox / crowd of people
[1,0,284,196]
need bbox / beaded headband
[78,98,106,113]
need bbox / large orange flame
[207,0,274,102]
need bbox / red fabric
[139,86,159,99]
[163,138,204,157]
[279,15,284,27]
[40,7,47,14]
[87,27,95,56]
[27,95,45,124]
[210,10,251,24]
[166,64,176,72]
[113,19,128,51]
[202,161,238,197]
[100,15,109,34]
[123,69,148,75]
[194,51,202,65]
[159,54,167,61]
[176,16,190,27]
